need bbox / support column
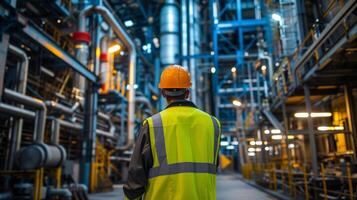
[81,14,99,188]
[344,85,357,161]
[0,31,10,101]
[303,85,318,176]
[281,100,291,166]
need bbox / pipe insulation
[16,143,67,170]
[160,0,180,66]
[79,5,136,150]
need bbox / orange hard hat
[158,65,192,89]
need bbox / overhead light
[120,51,125,56]
[250,141,262,145]
[294,112,309,118]
[272,135,283,140]
[124,20,134,27]
[265,146,270,151]
[288,135,294,139]
[288,144,295,149]
[108,44,121,53]
[248,147,255,152]
[211,67,216,74]
[255,148,262,152]
[248,152,255,156]
[126,84,138,90]
[152,95,158,101]
[264,129,270,134]
[271,129,281,134]
[153,37,160,48]
[220,141,229,146]
[261,65,267,71]
[57,19,61,24]
[272,13,282,22]
[210,51,215,55]
[231,67,237,73]
[226,145,234,150]
[231,141,239,145]
[294,112,332,118]
[232,100,242,107]
[275,62,280,67]
[317,126,344,131]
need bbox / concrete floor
[89,175,276,200]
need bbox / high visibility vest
[144,106,221,200]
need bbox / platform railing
[270,0,356,99]
[243,162,357,199]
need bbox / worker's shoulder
[194,108,220,121]
[142,112,161,124]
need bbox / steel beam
[294,0,357,82]
[344,85,357,161]
[217,19,268,30]
[22,24,97,82]
[303,85,318,177]
[0,33,10,100]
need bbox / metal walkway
[89,175,276,200]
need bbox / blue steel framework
[209,0,273,134]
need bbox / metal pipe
[0,102,35,119]
[160,0,180,66]
[98,112,115,137]
[3,89,47,142]
[7,44,29,170]
[135,96,153,112]
[80,5,136,150]
[45,101,80,116]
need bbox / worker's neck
[166,98,188,105]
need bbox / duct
[135,96,153,113]
[3,89,47,141]
[6,44,29,169]
[80,5,136,150]
[48,188,72,200]
[160,0,180,66]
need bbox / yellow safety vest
[143,106,221,200]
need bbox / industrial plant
[0,0,356,199]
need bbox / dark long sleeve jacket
[123,100,219,199]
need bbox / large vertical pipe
[188,0,197,103]
[79,5,137,150]
[181,0,188,68]
[7,45,29,170]
[160,0,180,66]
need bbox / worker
[123,65,221,200]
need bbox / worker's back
[144,105,220,200]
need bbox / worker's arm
[123,122,152,200]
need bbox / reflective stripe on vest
[148,113,220,178]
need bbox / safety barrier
[245,162,357,199]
